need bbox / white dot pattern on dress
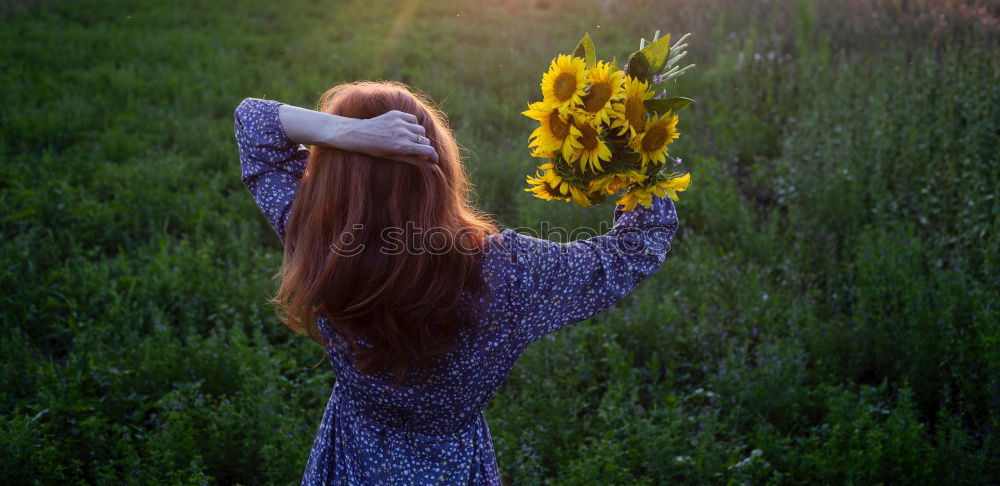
[234,98,679,485]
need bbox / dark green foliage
[1,0,997,483]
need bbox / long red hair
[273,81,496,385]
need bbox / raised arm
[234,98,309,244]
[277,104,439,167]
[234,97,439,244]
[487,195,679,344]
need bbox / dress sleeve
[234,97,310,244]
[487,195,679,344]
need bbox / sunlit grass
[1,0,997,483]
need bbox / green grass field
[2,0,998,483]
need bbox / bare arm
[235,98,442,243]
[277,104,439,168]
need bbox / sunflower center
[549,111,570,139]
[582,81,612,112]
[641,125,669,152]
[554,73,577,102]
[625,98,646,131]
[578,124,599,151]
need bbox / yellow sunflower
[540,54,587,110]
[576,61,625,126]
[525,176,570,202]
[522,102,582,161]
[611,76,655,137]
[616,172,691,210]
[629,111,680,169]
[589,169,647,194]
[525,163,591,206]
[567,120,612,173]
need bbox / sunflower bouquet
[523,31,695,210]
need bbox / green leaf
[638,33,671,73]
[626,52,651,81]
[644,97,695,114]
[572,33,596,69]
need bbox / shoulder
[478,230,514,281]
[482,229,566,262]
[475,230,529,296]
[478,229,572,292]
[481,230,535,274]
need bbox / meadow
[1,0,998,483]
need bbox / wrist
[278,104,353,148]
[319,113,358,150]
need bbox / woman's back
[305,202,677,484]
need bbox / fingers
[408,123,426,136]
[388,110,418,124]
[401,125,427,142]
[399,116,426,137]
[407,132,431,147]
[406,142,439,163]
[378,110,437,163]
[399,131,438,163]
[386,109,427,137]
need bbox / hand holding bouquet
[523,31,695,210]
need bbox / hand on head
[347,110,439,170]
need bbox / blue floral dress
[234,98,679,485]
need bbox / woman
[234,81,678,485]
